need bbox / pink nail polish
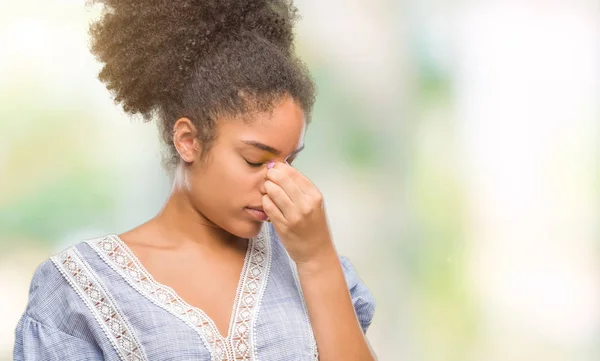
[267,161,275,169]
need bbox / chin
[227,219,264,240]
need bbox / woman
[14,0,377,360]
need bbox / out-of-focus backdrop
[1,1,598,360]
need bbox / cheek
[226,164,268,197]
[195,150,264,201]
[232,165,265,191]
[219,155,260,190]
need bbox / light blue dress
[14,223,376,361]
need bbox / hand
[261,161,336,265]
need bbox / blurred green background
[1,1,598,360]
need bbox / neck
[149,184,246,253]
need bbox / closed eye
[244,159,264,168]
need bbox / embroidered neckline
[86,224,272,361]
[51,247,148,361]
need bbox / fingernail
[267,161,276,169]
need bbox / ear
[172,117,201,163]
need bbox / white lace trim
[286,252,319,360]
[51,247,148,361]
[86,224,272,361]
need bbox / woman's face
[175,97,306,239]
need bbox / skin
[118,96,376,360]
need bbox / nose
[259,181,266,195]
[259,171,267,195]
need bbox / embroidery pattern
[87,224,272,361]
[229,229,270,360]
[51,247,148,361]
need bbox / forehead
[220,98,306,150]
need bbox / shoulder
[21,237,110,328]
[338,255,377,333]
[25,249,74,314]
[15,241,112,359]
[339,255,363,289]
[338,255,375,297]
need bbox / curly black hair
[87,0,316,168]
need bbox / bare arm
[297,247,377,361]
[261,162,376,359]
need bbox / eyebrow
[242,140,305,156]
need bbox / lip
[245,207,269,222]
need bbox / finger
[265,167,305,203]
[262,194,284,224]
[264,180,295,218]
[272,162,319,198]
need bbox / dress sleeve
[14,314,102,361]
[339,256,377,334]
